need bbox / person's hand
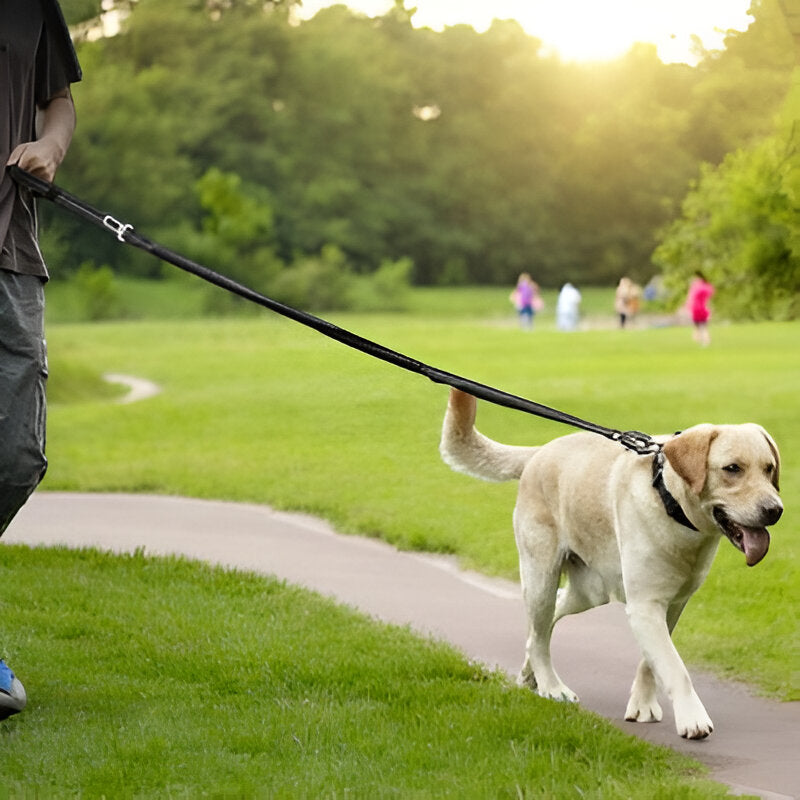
[6,138,65,183]
[8,92,76,183]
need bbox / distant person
[509,273,541,330]
[0,0,81,720]
[614,277,634,328]
[630,281,642,317]
[686,271,714,346]
[643,275,663,302]
[556,282,581,331]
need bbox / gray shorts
[0,270,47,534]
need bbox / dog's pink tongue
[743,528,770,567]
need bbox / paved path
[6,492,799,799]
[103,373,162,404]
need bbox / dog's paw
[674,702,714,739]
[537,683,579,704]
[517,668,578,703]
[624,695,663,723]
[678,719,714,740]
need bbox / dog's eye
[765,464,774,474]
[723,464,742,474]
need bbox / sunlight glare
[294,0,754,63]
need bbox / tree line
[48,0,797,317]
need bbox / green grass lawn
[41,304,799,701]
[405,285,622,321]
[1,286,792,796]
[43,274,620,325]
[0,546,733,798]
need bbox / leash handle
[8,165,56,198]
[8,165,660,456]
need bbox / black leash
[11,165,663,458]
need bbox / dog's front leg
[625,600,713,739]
[624,598,687,724]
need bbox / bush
[74,262,123,321]
[347,257,413,312]
[269,246,412,312]
[269,245,354,311]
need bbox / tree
[684,0,795,161]
[59,0,104,25]
[551,46,699,285]
[653,131,799,319]
[48,0,795,290]
[652,0,800,320]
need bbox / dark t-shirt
[0,0,81,277]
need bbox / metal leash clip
[614,429,661,456]
[102,214,133,242]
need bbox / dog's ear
[758,427,781,491]
[663,426,718,494]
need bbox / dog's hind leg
[624,659,663,723]
[516,530,578,703]
[553,555,609,625]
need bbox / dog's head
[662,424,782,566]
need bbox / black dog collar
[652,450,698,531]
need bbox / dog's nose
[762,504,783,526]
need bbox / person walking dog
[0,0,81,719]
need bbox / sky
[293,0,755,64]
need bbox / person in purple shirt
[510,273,541,330]
[0,0,81,720]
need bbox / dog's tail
[440,388,539,482]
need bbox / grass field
[40,291,799,701]
[0,546,731,798]
[1,285,793,795]
[43,274,618,324]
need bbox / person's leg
[0,270,47,720]
[0,271,48,533]
[693,320,710,346]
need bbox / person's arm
[6,88,76,182]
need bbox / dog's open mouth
[713,508,770,567]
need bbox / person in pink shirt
[687,271,714,346]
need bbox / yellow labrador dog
[440,389,782,739]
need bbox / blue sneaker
[0,660,26,720]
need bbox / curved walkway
[6,492,799,800]
[103,373,162,404]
